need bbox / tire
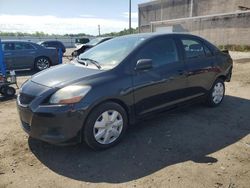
[83,102,128,150]
[3,86,16,98]
[34,57,50,71]
[206,79,225,107]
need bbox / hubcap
[37,58,50,70]
[93,110,123,145]
[212,82,224,104]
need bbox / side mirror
[135,59,153,71]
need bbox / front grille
[19,93,35,105]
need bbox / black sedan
[17,33,233,150]
[72,37,112,57]
[2,40,59,71]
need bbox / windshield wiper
[76,57,87,66]
[79,58,102,70]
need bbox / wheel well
[80,98,131,142]
[93,99,130,122]
[217,75,227,81]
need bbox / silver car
[1,40,59,71]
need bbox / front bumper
[17,101,88,145]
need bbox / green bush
[218,45,250,52]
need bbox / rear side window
[136,37,179,67]
[15,43,35,50]
[181,39,205,59]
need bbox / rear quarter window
[2,43,15,51]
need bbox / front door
[132,36,188,116]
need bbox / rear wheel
[83,102,128,150]
[206,79,225,107]
[35,57,50,71]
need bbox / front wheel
[206,79,225,107]
[83,102,128,150]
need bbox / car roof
[41,40,63,43]
[119,32,203,40]
[1,40,36,44]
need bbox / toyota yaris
[17,33,233,150]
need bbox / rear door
[179,37,217,96]
[132,36,188,116]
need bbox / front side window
[135,37,179,67]
[181,39,205,59]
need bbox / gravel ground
[0,50,250,188]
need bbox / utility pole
[190,0,193,17]
[161,0,163,21]
[98,25,101,36]
[129,0,132,33]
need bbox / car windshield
[78,36,146,70]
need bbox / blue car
[2,40,59,71]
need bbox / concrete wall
[194,0,250,16]
[138,0,250,45]
[149,11,250,45]
[139,0,250,26]
[0,36,92,48]
[139,0,191,26]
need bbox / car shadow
[234,58,250,64]
[15,70,37,77]
[0,95,17,102]
[28,95,250,183]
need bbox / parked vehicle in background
[17,33,233,150]
[1,40,59,71]
[75,38,90,46]
[38,40,66,54]
[72,37,112,57]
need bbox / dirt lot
[0,51,250,188]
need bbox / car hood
[31,63,102,88]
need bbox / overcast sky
[0,0,149,35]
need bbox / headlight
[49,85,91,104]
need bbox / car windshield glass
[78,36,146,70]
[87,38,105,46]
